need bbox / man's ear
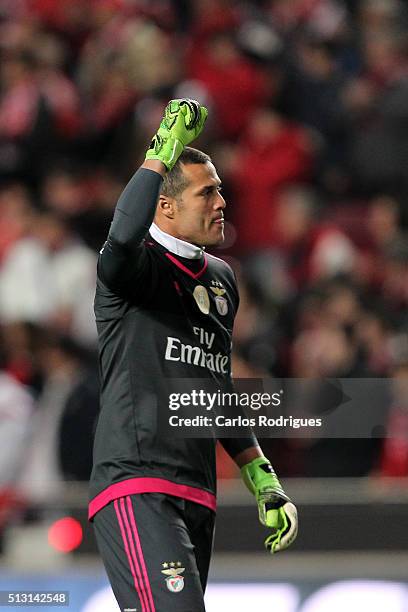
[157,194,176,219]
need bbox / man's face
[172,162,226,247]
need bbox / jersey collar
[149,223,204,260]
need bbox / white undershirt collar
[149,223,204,259]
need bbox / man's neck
[149,223,204,259]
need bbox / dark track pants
[93,493,215,612]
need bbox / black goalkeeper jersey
[89,168,256,519]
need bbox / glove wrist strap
[145,136,184,171]
[241,456,280,495]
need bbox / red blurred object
[187,34,270,140]
[0,488,24,530]
[48,517,83,553]
[0,79,40,139]
[29,0,82,28]
[231,119,314,252]
[5,359,34,386]
[379,408,408,477]
[283,224,354,288]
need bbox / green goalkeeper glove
[145,99,208,171]
[241,456,298,554]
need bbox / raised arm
[108,160,165,252]
[98,99,208,290]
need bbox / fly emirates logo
[164,326,229,374]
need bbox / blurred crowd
[0,0,408,531]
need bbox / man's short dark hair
[161,147,212,199]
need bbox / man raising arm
[90,99,297,612]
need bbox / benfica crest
[210,285,228,316]
[161,562,185,593]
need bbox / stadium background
[0,0,407,609]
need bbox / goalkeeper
[90,99,298,611]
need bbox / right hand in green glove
[145,99,208,171]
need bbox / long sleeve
[98,168,163,290]
[217,376,259,459]
[218,435,259,460]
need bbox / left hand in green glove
[241,456,298,554]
